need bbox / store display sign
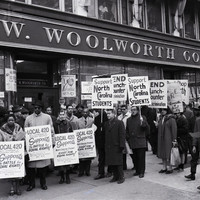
[25,125,54,161]
[92,78,113,109]
[0,141,25,179]
[53,133,79,166]
[61,75,76,97]
[111,74,128,102]
[149,80,167,108]
[0,92,4,98]
[74,128,96,159]
[128,76,151,106]
[5,68,16,92]
[167,82,183,113]
[81,81,92,94]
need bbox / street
[0,150,200,200]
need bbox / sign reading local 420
[61,75,76,97]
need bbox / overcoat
[192,116,200,151]
[104,118,125,166]
[157,114,177,160]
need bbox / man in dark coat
[104,109,125,184]
[126,106,150,178]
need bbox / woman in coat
[0,114,25,196]
[157,108,177,174]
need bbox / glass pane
[73,0,96,18]
[129,0,144,28]
[122,0,128,25]
[146,0,162,32]
[98,0,117,22]
[65,0,73,12]
[184,0,195,39]
[32,0,59,9]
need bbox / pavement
[0,150,200,200]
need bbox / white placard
[5,68,17,92]
[81,81,92,94]
[111,74,128,102]
[53,133,79,166]
[25,125,54,161]
[61,75,76,97]
[149,80,167,108]
[0,92,4,98]
[24,97,32,102]
[128,76,151,106]
[92,78,113,109]
[81,94,92,100]
[0,141,25,179]
[74,128,96,159]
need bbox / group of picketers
[0,101,200,196]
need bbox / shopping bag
[125,141,133,154]
[170,147,181,166]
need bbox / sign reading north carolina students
[25,125,54,161]
[167,81,183,113]
[61,75,76,97]
[74,128,96,159]
[0,141,25,179]
[92,78,113,109]
[128,76,151,106]
[149,80,167,108]
[111,74,128,102]
[53,133,79,166]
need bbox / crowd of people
[0,101,200,196]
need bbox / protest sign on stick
[0,141,25,179]
[25,125,54,161]
[74,128,96,159]
[53,132,79,166]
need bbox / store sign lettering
[0,17,200,66]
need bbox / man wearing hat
[24,100,55,191]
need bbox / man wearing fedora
[24,100,55,191]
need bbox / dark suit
[104,118,125,180]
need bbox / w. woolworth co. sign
[0,12,200,68]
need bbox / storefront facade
[0,0,200,114]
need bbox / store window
[98,0,118,22]
[121,0,128,25]
[65,0,73,12]
[73,0,96,17]
[184,0,196,39]
[146,0,162,32]
[129,0,144,28]
[31,0,59,9]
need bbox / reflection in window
[146,0,162,32]
[98,0,117,22]
[184,0,195,39]
[65,0,73,12]
[121,0,128,25]
[129,0,143,28]
[32,0,59,9]
[73,0,96,17]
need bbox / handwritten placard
[25,125,54,161]
[53,133,79,166]
[0,141,25,179]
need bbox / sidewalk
[0,151,200,200]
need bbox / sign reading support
[25,125,54,161]
[53,133,79,166]
[61,75,76,97]
[0,141,25,179]
[74,128,96,159]
[128,76,151,106]
[149,80,167,108]
[92,78,113,109]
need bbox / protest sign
[167,81,183,113]
[168,80,189,105]
[149,80,167,108]
[25,125,54,161]
[74,128,96,159]
[53,133,79,166]
[111,74,128,102]
[0,141,25,179]
[5,68,17,92]
[61,75,76,97]
[128,76,151,106]
[92,78,113,109]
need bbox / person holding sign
[24,100,55,191]
[104,109,125,184]
[0,114,25,196]
[126,106,149,178]
[55,110,73,184]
